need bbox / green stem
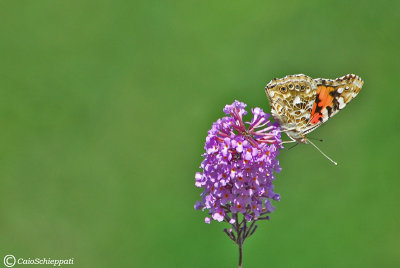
[238,243,243,268]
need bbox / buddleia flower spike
[194,100,282,267]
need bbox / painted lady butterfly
[265,74,364,164]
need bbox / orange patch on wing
[311,102,317,115]
[310,113,322,124]
[310,102,319,124]
[309,86,334,125]
[317,86,334,108]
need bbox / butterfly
[265,74,364,165]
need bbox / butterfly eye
[280,86,287,93]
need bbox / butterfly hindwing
[265,74,317,132]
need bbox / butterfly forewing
[305,74,363,131]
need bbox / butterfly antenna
[308,137,323,142]
[307,139,338,166]
[287,143,299,150]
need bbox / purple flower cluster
[195,100,282,224]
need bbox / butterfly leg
[281,136,297,145]
[280,127,297,134]
[279,127,298,144]
[281,140,296,144]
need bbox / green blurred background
[0,0,399,267]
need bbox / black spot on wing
[332,97,339,110]
[329,89,341,98]
[326,106,332,117]
[313,93,322,114]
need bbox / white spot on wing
[338,97,346,109]
[293,96,301,105]
[354,80,362,88]
[322,109,329,122]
